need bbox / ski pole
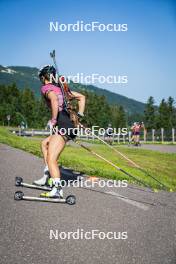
[75,141,152,189]
[49,50,168,191]
[79,123,169,191]
[79,123,140,167]
[50,50,69,110]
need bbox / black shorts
[106,134,113,137]
[134,132,140,136]
[52,110,77,140]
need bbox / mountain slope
[0,65,41,96]
[0,65,145,114]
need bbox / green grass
[0,127,176,191]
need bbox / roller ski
[15,166,82,191]
[15,176,52,191]
[14,191,76,205]
[15,167,76,205]
[15,177,63,199]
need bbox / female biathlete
[130,122,144,146]
[33,65,85,198]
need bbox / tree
[82,90,111,127]
[111,105,126,128]
[20,88,36,127]
[35,97,50,128]
[0,83,21,126]
[167,97,176,128]
[144,96,156,129]
[127,112,144,126]
[156,99,170,129]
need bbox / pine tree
[111,105,126,128]
[20,88,36,127]
[35,97,50,128]
[144,96,156,129]
[82,91,111,127]
[167,97,176,128]
[157,99,170,129]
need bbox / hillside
[0,65,145,114]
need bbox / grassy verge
[0,127,176,191]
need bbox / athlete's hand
[47,118,57,129]
[77,112,84,120]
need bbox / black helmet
[38,65,56,79]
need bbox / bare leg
[47,134,66,179]
[41,136,51,165]
[33,136,52,186]
[134,135,137,145]
[39,135,66,197]
[136,135,140,145]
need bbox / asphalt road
[127,144,176,153]
[69,141,176,153]
[0,143,176,264]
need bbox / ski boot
[40,179,63,198]
[33,166,51,186]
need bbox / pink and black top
[41,83,64,112]
[133,125,142,133]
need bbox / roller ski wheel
[66,195,76,205]
[14,191,24,200]
[15,177,23,186]
[14,177,52,191]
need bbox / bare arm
[71,91,86,115]
[141,123,145,129]
[47,91,59,120]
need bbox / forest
[0,83,175,130]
